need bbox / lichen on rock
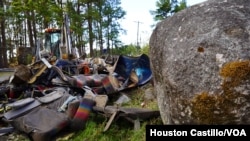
[150,0,250,124]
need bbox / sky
[119,0,208,45]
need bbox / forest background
[0,0,187,68]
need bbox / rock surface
[149,0,250,124]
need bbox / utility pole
[134,21,143,48]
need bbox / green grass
[58,84,163,141]
[65,114,162,141]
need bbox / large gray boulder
[149,0,250,124]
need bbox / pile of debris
[0,54,160,140]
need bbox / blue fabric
[113,54,152,85]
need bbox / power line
[134,21,143,47]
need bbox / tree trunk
[32,10,37,44]
[26,11,34,49]
[87,2,94,57]
[0,0,8,68]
